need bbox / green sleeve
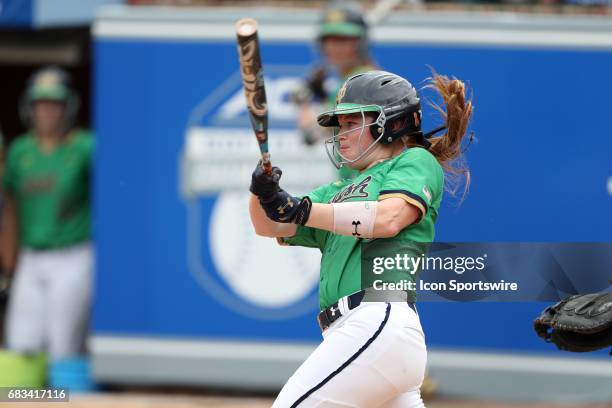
[378,148,443,220]
[280,182,332,249]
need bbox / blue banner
[0,0,32,27]
[94,37,612,356]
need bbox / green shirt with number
[3,129,93,249]
[282,147,444,309]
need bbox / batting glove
[260,190,312,225]
[250,161,283,200]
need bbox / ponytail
[423,71,474,199]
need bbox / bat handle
[261,153,272,175]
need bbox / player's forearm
[249,194,277,235]
[303,203,333,232]
[249,194,297,238]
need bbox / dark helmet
[318,70,423,145]
[318,2,368,40]
[318,2,370,59]
[20,66,79,127]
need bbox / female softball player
[1,67,93,361]
[249,70,473,407]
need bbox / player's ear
[413,112,420,128]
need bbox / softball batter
[250,70,472,407]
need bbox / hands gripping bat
[235,18,272,175]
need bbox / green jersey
[282,147,444,309]
[3,129,93,249]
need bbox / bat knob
[236,18,258,37]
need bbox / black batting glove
[250,162,283,200]
[291,66,327,105]
[260,190,312,225]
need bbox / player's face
[321,36,360,67]
[337,112,376,165]
[32,100,67,134]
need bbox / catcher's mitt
[534,292,612,353]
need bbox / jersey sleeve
[278,182,332,249]
[378,148,442,221]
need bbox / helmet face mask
[323,104,387,169]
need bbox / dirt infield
[0,393,609,408]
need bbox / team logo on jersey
[422,186,432,203]
[23,175,56,194]
[330,176,371,203]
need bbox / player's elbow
[250,222,276,237]
[376,221,404,238]
[254,228,275,238]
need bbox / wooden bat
[235,18,272,175]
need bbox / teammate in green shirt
[250,70,473,407]
[294,2,377,180]
[3,129,92,249]
[0,67,93,362]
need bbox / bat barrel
[235,17,271,169]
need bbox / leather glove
[259,190,312,226]
[250,162,282,201]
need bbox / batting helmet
[319,2,368,39]
[20,66,79,128]
[317,71,430,168]
[318,2,369,57]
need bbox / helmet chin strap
[424,125,447,138]
[402,125,447,150]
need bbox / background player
[294,1,377,180]
[0,67,94,362]
[249,70,473,407]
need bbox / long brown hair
[404,71,474,198]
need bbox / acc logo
[182,65,326,320]
[214,68,304,127]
